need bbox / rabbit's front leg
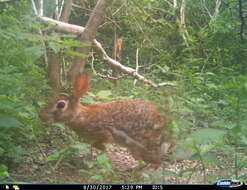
[92,142,106,151]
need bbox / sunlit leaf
[0,113,23,128]
[97,90,112,100]
[190,128,226,143]
[64,49,88,58]
[48,42,61,53]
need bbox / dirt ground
[9,127,246,184]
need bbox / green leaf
[206,83,217,89]
[97,90,112,100]
[48,42,61,53]
[83,160,94,169]
[90,175,104,181]
[63,40,90,48]
[24,46,43,60]
[52,122,66,130]
[161,170,177,176]
[96,154,112,172]
[0,165,8,178]
[97,154,110,165]
[156,65,170,73]
[0,113,23,128]
[203,152,218,163]
[178,168,196,177]
[70,143,88,152]
[46,148,68,161]
[64,49,88,58]
[79,169,92,175]
[173,146,195,160]
[0,147,4,156]
[142,173,151,179]
[237,157,247,169]
[200,144,214,154]
[190,128,226,143]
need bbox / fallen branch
[39,16,176,87]
[93,39,176,87]
[40,16,84,35]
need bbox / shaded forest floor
[8,127,246,184]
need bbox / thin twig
[30,1,48,67]
[112,0,127,16]
[72,3,83,9]
[91,52,125,80]
[202,0,212,19]
[30,0,38,15]
[133,48,139,86]
[59,0,65,19]
[39,0,44,16]
[213,0,221,19]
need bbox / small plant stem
[234,150,238,179]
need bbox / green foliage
[80,154,116,183]
[1,0,247,184]
[46,141,90,174]
[0,0,49,182]
[0,165,9,182]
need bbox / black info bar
[1,184,246,190]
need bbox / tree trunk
[47,0,74,91]
[110,37,122,81]
[60,0,73,23]
[48,51,61,91]
[68,0,114,84]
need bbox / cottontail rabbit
[39,73,173,166]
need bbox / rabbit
[39,73,173,166]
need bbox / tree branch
[174,0,189,47]
[39,16,84,34]
[39,16,176,87]
[93,39,176,87]
[68,0,114,83]
[213,0,221,19]
[60,0,73,23]
[202,0,221,20]
[31,0,38,15]
[133,48,139,86]
[84,0,114,39]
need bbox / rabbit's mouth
[53,111,65,122]
[38,109,54,123]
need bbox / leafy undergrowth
[2,80,247,184]
[5,124,246,184]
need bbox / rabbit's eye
[56,101,66,109]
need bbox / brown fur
[39,73,172,165]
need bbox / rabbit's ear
[73,72,89,99]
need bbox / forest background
[0,0,246,184]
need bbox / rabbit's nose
[39,112,54,123]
